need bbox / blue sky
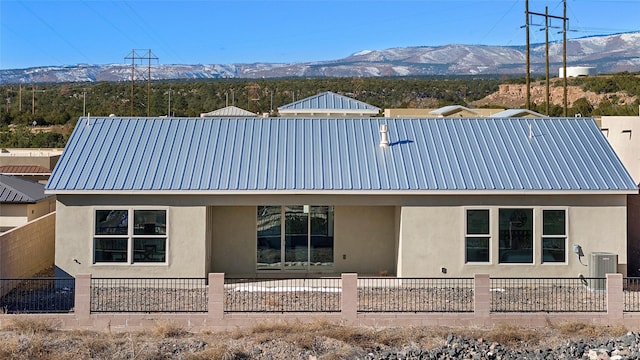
[1,0,638,70]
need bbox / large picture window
[465,209,490,263]
[542,209,567,263]
[94,209,167,264]
[499,208,533,263]
[257,205,334,271]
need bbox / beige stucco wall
[1,198,55,230]
[209,205,397,276]
[600,116,640,184]
[55,193,629,278]
[55,198,208,278]
[0,149,61,170]
[0,204,27,229]
[397,194,628,277]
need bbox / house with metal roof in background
[45,116,637,279]
[1,174,56,232]
[492,108,546,118]
[200,105,257,117]
[277,91,380,117]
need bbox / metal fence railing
[490,277,607,312]
[624,277,640,312]
[224,278,341,312]
[5,275,640,315]
[90,278,207,313]
[357,277,474,312]
[0,278,75,314]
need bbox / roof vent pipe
[379,124,390,147]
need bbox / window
[257,205,334,271]
[465,209,490,262]
[94,209,167,264]
[499,208,533,263]
[542,209,566,263]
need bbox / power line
[124,49,159,117]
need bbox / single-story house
[0,174,56,232]
[492,109,546,118]
[45,116,637,278]
[429,105,480,118]
[277,91,380,117]
[200,105,257,117]
[384,108,506,118]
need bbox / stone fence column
[208,273,225,321]
[341,273,358,323]
[474,274,490,320]
[74,273,92,321]
[606,273,624,321]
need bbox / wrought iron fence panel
[490,277,607,312]
[357,277,474,312]
[224,278,341,312]
[0,278,75,313]
[624,277,640,312]
[91,278,207,313]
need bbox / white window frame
[540,207,568,265]
[93,207,169,266]
[464,208,491,264]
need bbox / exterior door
[257,205,334,271]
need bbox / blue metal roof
[1,174,51,203]
[278,91,380,113]
[46,117,637,193]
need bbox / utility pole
[545,6,550,116]
[525,1,568,116]
[563,0,568,116]
[525,0,530,110]
[124,49,158,116]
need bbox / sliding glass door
[257,205,334,271]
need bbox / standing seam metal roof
[45,116,637,193]
[277,91,380,112]
[0,174,51,202]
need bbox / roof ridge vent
[379,124,390,147]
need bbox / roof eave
[45,189,639,196]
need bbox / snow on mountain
[1,32,639,84]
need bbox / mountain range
[1,32,639,84]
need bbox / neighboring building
[0,174,56,232]
[278,91,380,117]
[0,165,52,184]
[492,109,547,118]
[0,148,63,171]
[46,116,636,279]
[384,107,506,118]
[200,106,257,117]
[600,115,640,276]
[429,105,479,117]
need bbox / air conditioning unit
[588,252,618,291]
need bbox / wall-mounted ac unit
[588,252,618,291]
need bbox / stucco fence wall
[1,273,639,332]
[0,212,55,296]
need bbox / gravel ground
[0,320,638,359]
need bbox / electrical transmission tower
[124,49,159,116]
[247,83,260,114]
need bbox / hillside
[472,81,638,109]
[1,32,639,84]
